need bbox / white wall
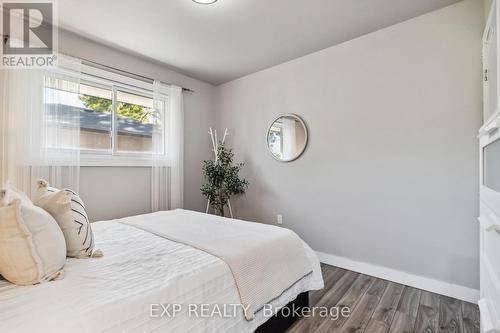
[215,0,483,290]
[58,31,216,221]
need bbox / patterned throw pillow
[33,180,103,259]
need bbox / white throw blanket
[121,209,313,320]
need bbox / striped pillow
[33,180,103,259]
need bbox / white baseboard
[316,251,479,304]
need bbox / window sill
[81,153,159,167]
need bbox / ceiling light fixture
[192,0,217,4]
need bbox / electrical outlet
[277,214,283,225]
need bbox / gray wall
[485,0,493,22]
[79,167,151,221]
[58,31,216,221]
[215,0,483,289]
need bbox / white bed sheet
[0,219,323,333]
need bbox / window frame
[75,79,114,152]
[49,64,169,167]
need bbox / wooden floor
[287,264,480,333]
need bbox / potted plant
[201,142,248,217]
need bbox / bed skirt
[254,292,309,333]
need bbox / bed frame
[254,292,309,333]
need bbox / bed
[0,210,323,333]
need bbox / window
[268,123,283,159]
[77,83,113,151]
[116,90,160,154]
[43,66,167,166]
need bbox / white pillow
[0,181,32,207]
[33,180,103,259]
[0,198,66,285]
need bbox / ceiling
[56,0,461,85]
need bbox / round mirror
[267,114,308,162]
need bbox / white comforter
[0,217,323,333]
[122,209,314,320]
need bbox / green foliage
[79,95,154,123]
[201,143,248,217]
[118,103,151,123]
[78,95,111,113]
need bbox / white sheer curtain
[151,82,184,211]
[168,85,184,209]
[282,117,297,160]
[0,56,81,197]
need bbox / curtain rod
[0,33,195,93]
[79,58,195,93]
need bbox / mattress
[0,217,323,333]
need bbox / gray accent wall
[79,167,151,221]
[215,0,483,289]
[58,31,216,221]
[485,0,493,22]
